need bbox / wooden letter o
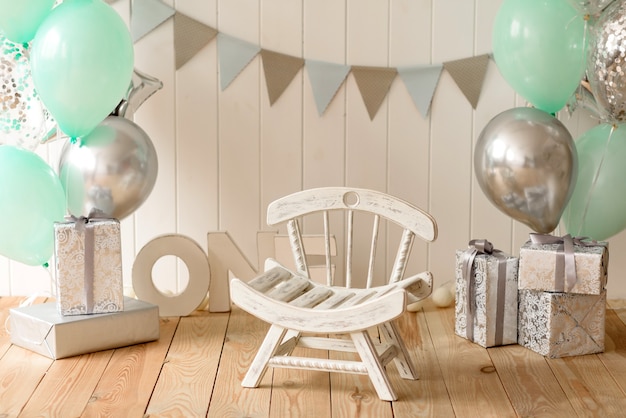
[132,234,210,316]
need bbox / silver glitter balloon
[474,107,578,233]
[568,0,615,15]
[588,0,626,122]
[0,34,55,150]
[58,116,158,220]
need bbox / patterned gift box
[9,297,159,359]
[454,240,519,348]
[518,234,608,295]
[518,289,606,358]
[54,218,123,315]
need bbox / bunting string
[130,0,492,119]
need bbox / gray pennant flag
[174,13,218,70]
[443,54,490,109]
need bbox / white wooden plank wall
[2,0,624,299]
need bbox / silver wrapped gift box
[54,217,124,315]
[518,289,605,358]
[9,297,160,359]
[518,234,608,295]
[454,240,519,348]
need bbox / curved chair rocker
[230,187,437,401]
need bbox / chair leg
[380,321,419,380]
[242,324,288,388]
[351,330,397,401]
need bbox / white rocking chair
[230,187,438,401]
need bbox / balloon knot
[70,137,77,145]
[42,262,49,268]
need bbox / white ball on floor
[432,285,454,308]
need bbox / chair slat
[290,286,334,308]
[266,275,312,302]
[287,219,308,277]
[323,210,332,286]
[248,266,292,292]
[346,209,354,288]
[312,289,356,310]
[366,214,380,289]
[390,229,415,283]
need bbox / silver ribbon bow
[65,210,109,313]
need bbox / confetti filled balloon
[0,34,55,150]
[587,1,626,122]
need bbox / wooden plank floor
[2,296,626,417]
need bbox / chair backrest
[267,187,437,288]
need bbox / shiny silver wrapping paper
[454,250,519,348]
[518,289,605,358]
[9,297,159,359]
[54,219,124,315]
[518,240,608,295]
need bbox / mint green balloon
[493,0,586,114]
[0,0,54,43]
[563,123,626,240]
[30,0,134,139]
[0,146,66,266]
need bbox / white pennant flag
[305,59,350,115]
[130,0,175,43]
[398,64,443,117]
[217,33,261,91]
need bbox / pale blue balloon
[0,0,54,43]
[0,145,66,266]
[563,123,626,240]
[30,0,134,139]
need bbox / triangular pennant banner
[260,50,304,105]
[217,33,261,91]
[398,64,443,117]
[351,66,397,120]
[305,59,350,115]
[130,0,175,43]
[174,13,218,70]
[443,54,490,109]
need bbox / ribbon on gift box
[461,239,508,345]
[528,233,607,293]
[65,210,110,314]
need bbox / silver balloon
[474,107,578,233]
[113,68,163,121]
[58,116,158,220]
[588,0,626,122]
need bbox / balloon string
[577,124,616,236]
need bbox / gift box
[518,234,608,295]
[9,297,160,359]
[518,289,605,358]
[454,240,519,348]
[55,217,124,315]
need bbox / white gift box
[54,218,124,315]
[518,235,608,295]
[9,297,160,359]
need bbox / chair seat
[230,261,432,334]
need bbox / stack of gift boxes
[10,217,160,359]
[455,234,609,358]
